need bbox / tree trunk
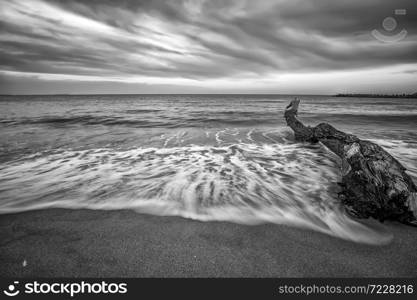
[284,98,417,224]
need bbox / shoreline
[1,208,417,277]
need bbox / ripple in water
[0,130,393,245]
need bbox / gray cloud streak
[0,0,417,93]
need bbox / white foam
[0,135,394,245]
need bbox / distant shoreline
[0,93,416,98]
[334,93,417,99]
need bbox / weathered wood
[284,98,417,224]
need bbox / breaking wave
[0,130,393,245]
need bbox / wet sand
[1,208,416,277]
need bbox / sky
[0,0,416,94]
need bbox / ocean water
[0,94,416,244]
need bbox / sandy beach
[1,208,416,277]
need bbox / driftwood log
[284,98,417,225]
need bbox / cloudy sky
[0,0,416,94]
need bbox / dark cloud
[0,0,416,94]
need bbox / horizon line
[0,93,334,96]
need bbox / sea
[0,94,416,244]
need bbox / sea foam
[0,129,394,245]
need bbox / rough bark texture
[284,98,417,224]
